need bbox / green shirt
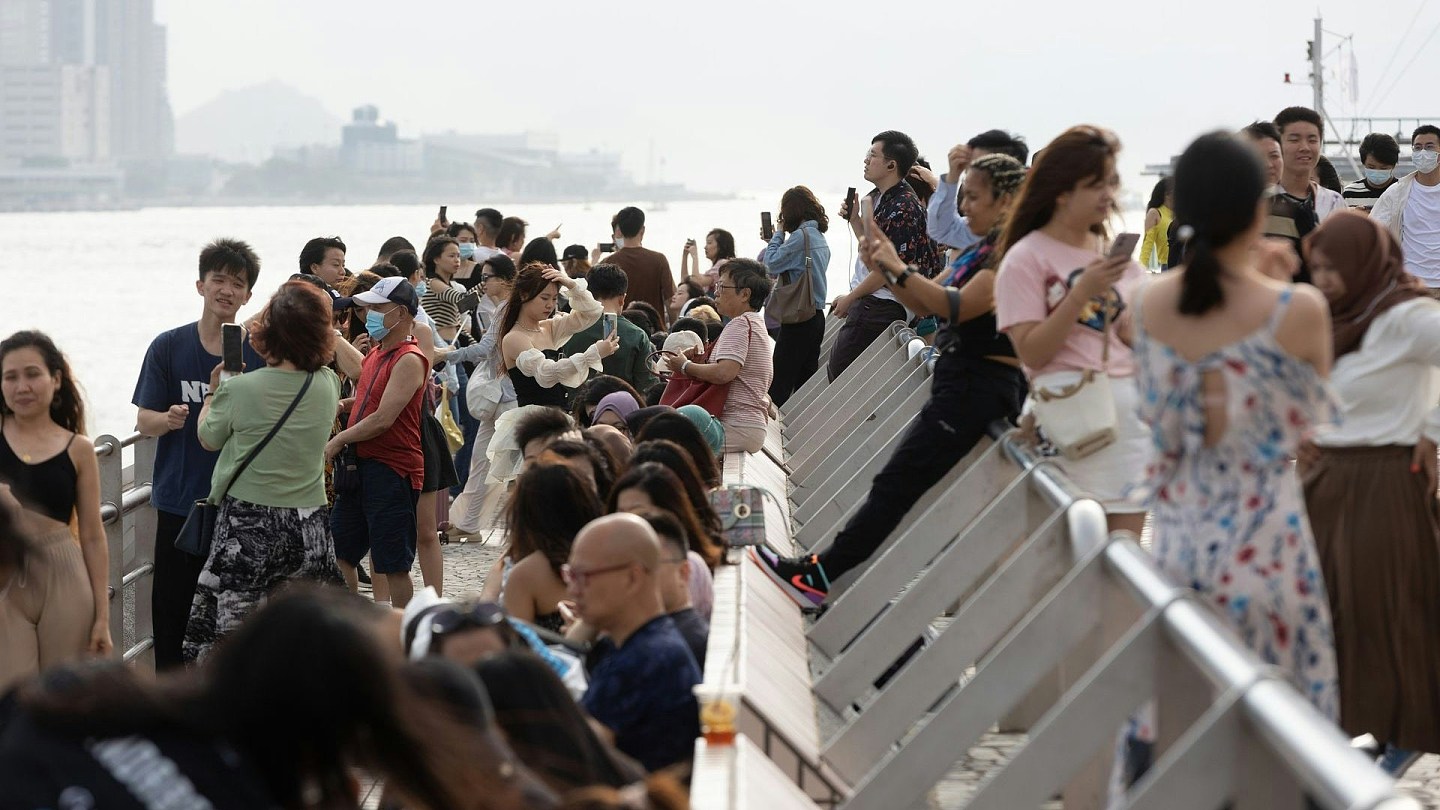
[199,366,342,508]
[562,316,658,395]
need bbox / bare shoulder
[1284,283,1330,321]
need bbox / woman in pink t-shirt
[994,126,1149,534]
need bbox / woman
[572,375,644,427]
[666,259,774,453]
[668,279,708,326]
[0,586,509,809]
[635,409,722,488]
[498,217,528,257]
[631,439,725,566]
[475,651,646,794]
[0,332,110,690]
[681,228,737,292]
[536,439,616,500]
[421,235,475,343]
[764,186,832,406]
[993,125,1149,535]
[502,464,603,633]
[752,154,1028,607]
[448,221,482,285]
[487,264,617,484]
[519,238,560,271]
[1302,210,1440,769]
[590,391,640,433]
[1138,176,1174,270]
[184,281,344,661]
[1121,132,1339,787]
[608,461,721,571]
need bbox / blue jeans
[450,370,480,498]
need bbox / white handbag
[1029,305,1118,460]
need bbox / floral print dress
[1131,287,1340,719]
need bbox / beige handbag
[1029,304,1118,460]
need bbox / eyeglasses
[714,284,739,292]
[561,561,636,588]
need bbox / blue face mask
[1363,167,1393,186]
[365,309,392,341]
[415,280,429,297]
[458,242,476,260]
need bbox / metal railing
[95,431,156,667]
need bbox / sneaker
[749,546,829,608]
[1378,743,1422,777]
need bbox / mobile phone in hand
[221,323,243,379]
[438,205,447,223]
[603,312,617,339]
[844,187,857,217]
[1108,232,1140,259]
[761,212,774,240]
[598,242,616,252]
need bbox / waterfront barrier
[95,431,157,668]
[693,325,1419,809]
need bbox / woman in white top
[1301,210,1440,768]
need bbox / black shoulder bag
[176,373,315,558]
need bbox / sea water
[0,194,1139,436]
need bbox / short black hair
[514,407,573,454]
[1414,125,1440,144]
[1242,121,1282,144]
[474,208,502,235]
[446,221,477,241]
[968,129,1030,165]
[1315,156,1343,194]
[621,308,656,334]
[719,258,773,311]
[496,217,527,249]
[1274,106,1324,139]
[482,253,516,281]
[612,207,645,239]
[387,249,420,281]
[199,238,261,289]
[669,316,706,343]
[871,130,920,177]
[1359,132,1400,166]
[377,236,414,261]
[299,236,345,274]
[586,262,628,300]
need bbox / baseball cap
[288,272,352,311]
[342,276,419,315]
[560,244,588,262]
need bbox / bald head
[568,514,666,639]
[573,513,662,571]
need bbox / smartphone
[859,197,875,239]
[477,311,492,333]
[603,312,618,339]
[844,187,857,217]
[761,211,774,240]
[1108,232,1141,259]
[598,241,616,252]
[438,205,448,223]
[221,323,243,379]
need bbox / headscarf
[1303,209,1423,359]
[590,392,640,427]
[677,404,726,456]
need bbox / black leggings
[151,508,204,670]
[769,310,825,407]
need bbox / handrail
[95,431,157,670]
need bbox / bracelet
[681,359,692,375]
[895,267,916,288]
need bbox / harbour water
[0,194,1139,436]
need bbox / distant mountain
[175,81,341,164]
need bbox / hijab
[1303,209,1423,359]
[590,392,640,428]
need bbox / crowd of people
[1,108,1439,806]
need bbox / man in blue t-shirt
[569,514,701,772]
[132,239,265,670]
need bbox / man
[600,206,675,330]
[474,207,503,259]
[326,277,429,608]
[448,255,518,534]
[635,510,708,668]
[1243,121,1315,281]
[497,216,527,256]
[299,236,347,287]
[828,130,943,380]
[562,263,658,393]
[569,514,701,771]
[1342,133,1401,213]
[1373,125,1440,293]
[376,236,415,263]
[922,129,1030,253]
[1275,107,1345,221]
[133,239,266,669]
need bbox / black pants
[769,309,825,407]
[817,358,1027,579]
[151,508,204,670]
[827,296,906,382]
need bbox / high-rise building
[93,0,172,160]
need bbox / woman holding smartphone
[764,187,832,406]
[993,126,1149,535]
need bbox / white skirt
[1028,372,1149,514]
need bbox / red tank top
[353,340,428,489]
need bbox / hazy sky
[155,0,1438,195]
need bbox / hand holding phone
[1108,232,1140,259]
[597,242,616,252]
[438,205,448,224]
[221,323,244,380]
[761,212,774,240]
[603,313,618,339]
[842,187,858,220]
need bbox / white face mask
[614,236,625,249]
[1414,149,1440,175]
[1362,167,1393,186]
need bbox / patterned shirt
[873,181,943,278]
[582,615,701,771]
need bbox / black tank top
[508,349,573,409]
[0,430,78,524]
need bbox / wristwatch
[885,265,915,288]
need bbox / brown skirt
[1302,444,1440,751]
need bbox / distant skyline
[155,0,1439,194]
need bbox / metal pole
[1313,17,1324,113]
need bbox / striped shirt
[1342,179,1397,212]
[710,311,773,428]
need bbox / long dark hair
[630,440,724,560]
[634,412,720,488]
[1173,132,1267,316]
[708,228,737,261]
[997,125,1122,262]
[474,651,644,793]
[607,462,721,569]
[573,375,644,426]
[0,330,86,434]
[16,586,482,809]
[504,463,603,574]
[422,235,458,279]
[519,238,559,269]
[779,186,829,233]
[498,262,561,373]
[1146,176,1173,212]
